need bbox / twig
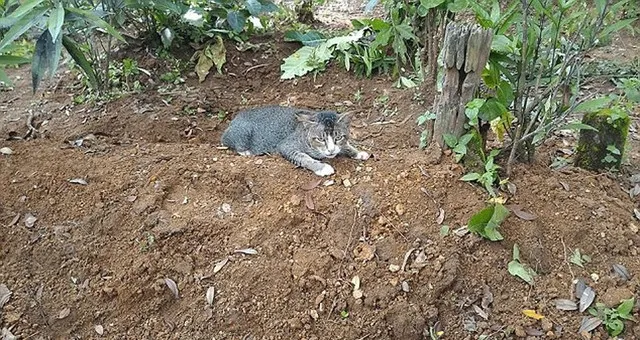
[243,63,269,75]
[342,208,358,260]
[561,237,575,279]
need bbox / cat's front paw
[314,163,335,177]
[355,151,370,160]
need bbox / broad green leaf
[461,172,481,181]
[443,133,457,148]
[439,225,450,236]
[0,68,12,86]
[0,6,47,52]
[47,2,64,43]
[0,0,44,29]
[326,29,366,50]
[479,98,508,122]
[48,31,62,82]
[420,0,445,10]
[0,55,30,65]
[607,145,621,155]
[574,96,613,113]
[617,298,634,316]
[62,35,98,89]
[227,10,247,33]
[458,133,473,146]
[257,0,278,12]
[209,35,226,73]
[599,18,637,40]
[512,243,520,261]
[245,0,262,16]
[31,30,51,93]
[608,319,624,336]
[64,7,126,42]
[558,122,599,132]
[284,30,326,46]
[281,46,317,80]
[569,249,584,268]
[467,1,492,28]
[489,0,500,24]
[491,35,514,54]
[508,260,534,285]
[447,0,466,12]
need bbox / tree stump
[431,23,493,149]
[574,108,630,171]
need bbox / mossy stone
[574,107,630,171]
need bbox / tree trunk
[430,23,493,149]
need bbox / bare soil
[2,22,640,340]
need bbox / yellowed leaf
[522,309,545,320]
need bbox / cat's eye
[335,135,344,142]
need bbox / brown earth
[1,27,640,340]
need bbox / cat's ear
[295,111,316,125]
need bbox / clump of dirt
[1,34,640,340]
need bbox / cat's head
[295,110,351,158]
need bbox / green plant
[589,298,635,336]
[0,0,127,92]
[465,0,637,174]
[461,149,501,197]
[508,243,536,285]
[467,202,509,241]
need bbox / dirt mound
[2,36,640,340]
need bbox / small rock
[389,264,400,272]
[541,318,553,332]
[309,310,319,320]
[630,223,639,233]
[323,180,334,186]
[288,317,303,329]
[515,326,527,337]
[0,147,13,155]
[395,204,405,216]
[343,179,352,187]
[401,281,410,292]
[221,203,231,213]
[290,194,302,206]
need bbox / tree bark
[430,23,493,149]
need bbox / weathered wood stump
[431,23,493,150]
[574,108,630,171]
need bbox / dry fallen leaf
[554,299,578,311]
[508,205,537,220]
[634,209,640,221]
[213,257,229,274]
[301,179,322,190]
[559,181,570,191]
[522,309,545,320]
[436,208,445,224]
[94,325,104,335]
[401,281,410,293]
[0,284,12,308]
[351,276,361,291]
[24,213,37,228]
[164,278,179,299]
[401,248,416,272]
[58,307,71,319]
[481,284,493,309]
[234,248,258,255]
[525,328,544,336]
[630,184,640,198]
[9,214,20,226]
[579,286,595,313]
[473,305,488,320]
[68,178,88,185]
[1,327,17,340]
[507,182,517,195]
[304,192,315,210]
[353,243,375,262]
[612,264,631,281]
[575,278,587,299]
[578,316,602,333]
[206,286,215,306]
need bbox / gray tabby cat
[221,105,369,176]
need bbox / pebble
[389,264,400,272]
[630,223,639,233]
[541,318,553,331]
[323,180,334,186]
[0,147,13,155]
[343,179,352,187]
[221,203,231,213]
[290,195,302,206]
[514,325,526,337]
[401,281,410,292]
[395,204,405,216]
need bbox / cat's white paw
[238,150,252,156]
[314,163,335,177]
[355,151,370,160]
